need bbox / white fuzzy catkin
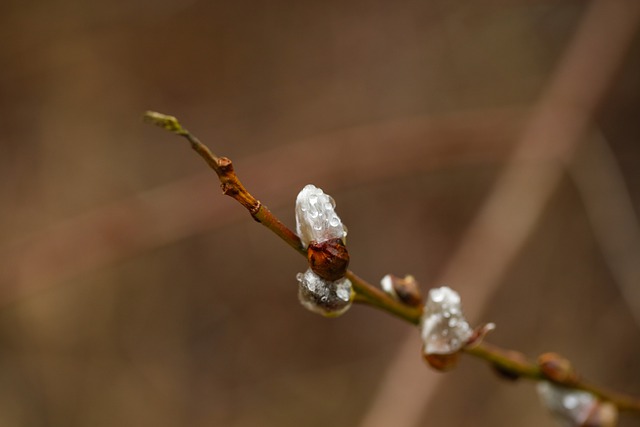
[296,268,352,317]
[294,185,351,316]
[537,382,599,426]
[295,184,346,248]
[420,286,473,354]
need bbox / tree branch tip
[143,110,186,135]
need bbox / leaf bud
[380,274,423,307]
[538,352,579,384]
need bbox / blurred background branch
[571,134,640,329]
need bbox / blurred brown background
[1,0,640,426]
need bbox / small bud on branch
[539,353,579,385]
[380,274,423,307]
[297,268,353,317]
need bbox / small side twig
[143,111,301,254]
[144,110,640,414]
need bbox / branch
[143,111,301,254]
[143,110,640,415]
[142,111,420,323]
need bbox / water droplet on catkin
[295,185,347,249]
[296,268,353,317]
[420,286,472,355]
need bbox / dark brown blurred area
[1,0,640,426]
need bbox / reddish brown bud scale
[307,238,350,282]
[394,282,423,307]
[538,352,578,384]
[382,274,423,307]
[423,351,460,372]
[465,323,496,348]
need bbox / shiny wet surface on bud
[307,238,350,282]
[296,268,353,317]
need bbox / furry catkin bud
[295,184,346,249]
[537,382,608,427]
[420,286,473,355]
[296,184,350,284]
[296,268,353,317]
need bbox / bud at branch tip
[143,111,186,135]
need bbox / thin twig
[143,111,302,255]
[144,110,640,414]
